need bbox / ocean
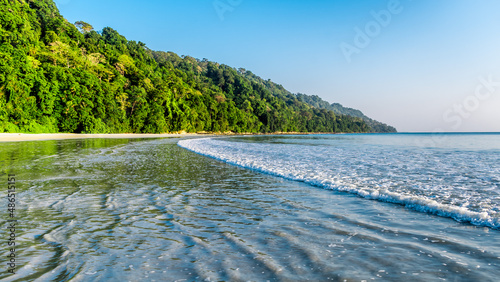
[179,133,500,229]
[1,133,499,281]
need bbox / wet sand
[0,133,203,142]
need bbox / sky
[54,0,500,132]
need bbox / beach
[0,133,203,142]
[1,134,499,281]
[0,132,336,143]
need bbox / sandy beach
[0,132,335,143]
[0,133,203,142]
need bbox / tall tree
[74,21,93,33]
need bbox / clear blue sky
[55,0,500,132]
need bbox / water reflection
[0,138,499,281]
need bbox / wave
[178,137,500,229]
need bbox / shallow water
[1,136,499,281]
[179,133,500,228]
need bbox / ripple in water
[0,136,499,281]
[178,134,500,228]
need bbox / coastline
[0,131,340,143]
[2,133,498,281]
[0,133,202,142]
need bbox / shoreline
[0,133,202,142]
[0,131,340,143]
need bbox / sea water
[0,134,499,281]
[179,133,500,229]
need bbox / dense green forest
[0,0,392,134]
[296,94,397,133]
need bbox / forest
[296,94,397,133]
[0,0,394,134]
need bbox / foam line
[178,138,500,229]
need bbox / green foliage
[297,94,397,133]
[0,0,379,134]
[74,21,93,33]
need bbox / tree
[75,21,93,33]
[0,0,377,134]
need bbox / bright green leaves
[0,0,370,134]
[74,21,93,33]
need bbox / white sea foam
[178,136,500,229]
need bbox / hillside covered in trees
[296,94,397,133]
[0,0,393,134]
